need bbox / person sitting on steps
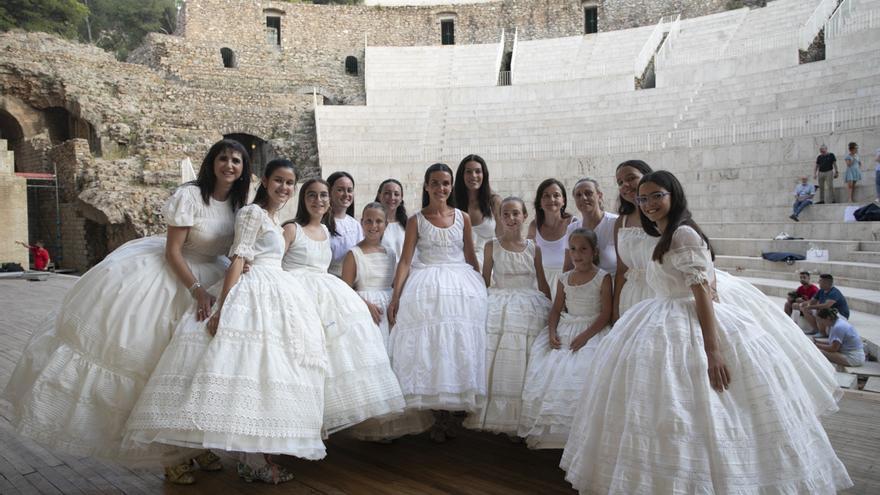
[789,176,815,222]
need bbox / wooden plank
[864,376,880,393]
[36,466,82,494]
[22,471,62,495]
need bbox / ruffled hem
[464,396,523,434]
[125,429,326,460]
[324,362,406,434]
[347,410,434,441]
[402,391,485,413]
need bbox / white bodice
[536,228,567,269]
[567,211,619,274]
[617,223,658,284]
[416,209,467,265]
[329,215,364,274]
[351,246,396,291]
[282,224,332,273]
[491,239,538,290]
[472,216,496,246]
[646,226,716,298]
[228,204,285,267]
[164,184,236,258]
[561,269,607,318]
[381,221,406,259]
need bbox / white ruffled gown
[2,184,233,464]
[560,226,851,494]
[616,216,657,314]
[389,209,488,412]
[519,269,610,449]
[471,216,496,271]
[347,245,433,440]
[282,224,405,434]
[465,240,551,434]
[123,205,328,459]
[381,221,406,259]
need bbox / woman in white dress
[527,178,574,299]
[560,170,851,494]
[375,179,408,258]
[519,228,611,449]
[343,202,433,441]
[563,178,618,275]
[327,171,364,276]
[123,159,328,484]
[454,154,501,270]
[2,139,250,483]
[282,180,405,435]
[465,197,551,435]
[388,163,488,443]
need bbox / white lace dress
[471,216,496,270]
[282,224,404,434]
[616,217,657,315]
[465,240,551,434]
[519,269,610,449]
[2,185,234,465]
[381,221,406,259]
[123,205,328,459]
[560,226,852,494]
[329,215,363,277]
[389,209,488,412]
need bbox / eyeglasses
[635,191,671,205]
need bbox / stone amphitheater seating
[316,0,880,366]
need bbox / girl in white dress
[123,159,327,485]
[563,178,618,275]
[454,154,501,270]
[343,202,434,441]
[465,197,552,435]
[375,179,408,258]
[282,180,405,435]
[3,139,250,483]
[388,163,488,443]
[561,170,851,494]
[327,171,364,276]
[519,228,612,449]
[528,178,574,299]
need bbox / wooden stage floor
[0,276,878,494]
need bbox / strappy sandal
[237,455,295,484]
[193,451,223,471]
[164,461,196,485]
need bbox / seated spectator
[789,176,815,222]
[813,308,865,367]
[800,273,850,336]
[785,270,818,317]
[15,240,50,271]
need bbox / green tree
[80,0,177,59]
[0,0,88,39]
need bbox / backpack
[853,203,880,221]
[1,262,24,272]
[761,252,805,264]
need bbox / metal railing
[653,14,681,70]
[497,71,511,86]
[634,15,670,78]
[827,0,880,39]
[800,0,839,50]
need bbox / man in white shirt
[790,176,816,222]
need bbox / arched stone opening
[223,132,277,178]
[221,47,236,68]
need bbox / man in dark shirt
[800,273,850,336]
[813,145,837,204]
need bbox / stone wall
[0,140,29,268]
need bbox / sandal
[237,455,295,484]
[164,462,196,485]
[193,450,223,471]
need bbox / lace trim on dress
[229,205,265,262]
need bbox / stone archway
[223,132,278,178]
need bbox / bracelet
[188,281,202,296]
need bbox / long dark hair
[252,158,296,207]
[454,154,493,218]
[292,178,337,236]
[616,159,653,215]
[327,171,356,217]
[193,139,251,211]
[638,170,714,264]
[422,163,456,208]
[534,178,571,230]
[375,178,408,225]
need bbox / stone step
[865,376,880,393]
[716,255,880,289]
[836,372,859,389]
[701,221,880,242]
[843,361,880,378]
[743,276,880,318]
[712,237,880,261]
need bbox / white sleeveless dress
[123,205,328,459]
[465,240,551,434]
[616,216,657,315]
[519,269,610,449]
[535,228,567,300]
[282,224,405,434]
[471,215,496,270]
[381,221,406,259]
[2,184,234,464]
[560,227,851,494]
[389,209,488,412]
[328,215,363,277]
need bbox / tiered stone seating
[365,43,500,90]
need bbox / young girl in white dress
[519,228,612,449]
[282,179,404,435]
[561,170,851,494]
[528,178,574,299]
[3,139,250,483]
[123,159,327,485]
[327,171,364,276]
[388,163,488,443]
[375,179,408,258]
[563,178,618,275]
[343,202,433,441]
[465,197,552,435]
[454,154,501,270]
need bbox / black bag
[1,262,24,272]
[853,203,880,221]
[761,252,805,264]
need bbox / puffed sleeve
[228,205,263,262]
[163,185,201,227]
[668,226,714,288]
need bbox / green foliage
[0,0,88,39]
[81,0,178,60]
